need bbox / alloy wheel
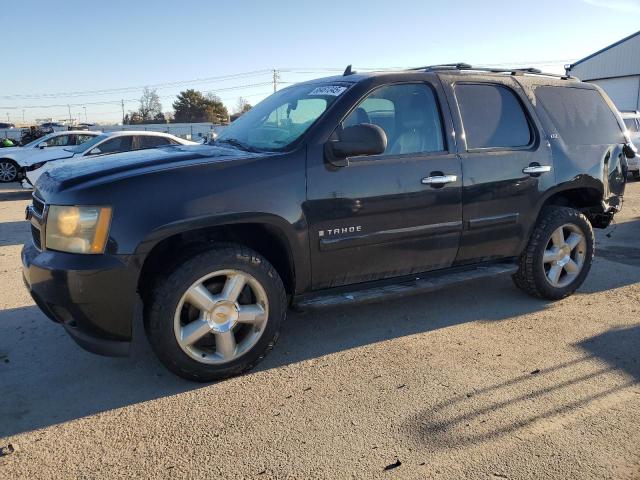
[542,223,587,288]
[0,161,17,182]
[173,269,269,364]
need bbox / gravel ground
[0,181,638,479]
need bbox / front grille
[32,195,45,216]
[31,224,42,250]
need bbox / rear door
[305,81,463,289]
[439,75,555,264]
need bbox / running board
[295,263,518,310]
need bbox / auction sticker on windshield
[309,86,347,96]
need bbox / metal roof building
[567,31,640,112]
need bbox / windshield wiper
[216,138,261,153]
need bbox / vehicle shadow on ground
[0,221,30,247]
[403,324,640,450]
[1,253,639,439]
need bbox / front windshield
[64,134,106,154]
[216,83,350,151]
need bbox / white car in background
[25,130,197,186]
[0,130,100,183]
[621,111,640,180]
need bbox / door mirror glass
[38,143,47,149]
[330,124,387,161]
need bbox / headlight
[45,206,112,254]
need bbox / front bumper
[21,243,138,357]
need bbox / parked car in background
[25,130,196,185]
[73,123,97,131]
[39,122,66,130]
[0,122,16,129]
[0,130,100,183]
[621,111,640,179]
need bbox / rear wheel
[0,160,18,183]
[513,206,594,300]
[146,244,286,382]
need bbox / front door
[305,82,463,289]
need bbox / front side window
[343,83,445,155]
[623,117,639,133]
[87,136,133,155]
[455,83,532,149]
[216,83,349,151]
[535,86,625,146]
[45,135,73,147]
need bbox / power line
[1,82,274,110]
[0,69,273,100]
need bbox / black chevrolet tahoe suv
[22,64,631,381]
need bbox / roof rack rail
[410,63,573,80]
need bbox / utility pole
[22,110,25,124]
[6,113,9,123]
[121,99,125,125]
[272,69,279,92]
[83,106,87,123]
[67,104,72,123]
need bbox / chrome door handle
[523,165,552,174]
[421,174,457,185]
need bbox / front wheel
[513,206,594,300]
[0,160,18,183]
[145,244,287,382]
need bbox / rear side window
[139,136,172,149]
[535,86,625,145]
[455,84,532,149]
[76,134,95,144]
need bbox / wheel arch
[517,182,606,254]
[136,218,301,307]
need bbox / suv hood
[36,144,267,194]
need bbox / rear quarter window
[535,86,625,145]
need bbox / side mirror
[623,142,637,159]
[327,124,387,166]
[39,143,47,149]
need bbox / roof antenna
[343,64,354,76]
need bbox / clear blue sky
[1,0,639,124]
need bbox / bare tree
[235,97,252,114]
[139,87,162,122]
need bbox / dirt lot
[0,181,638,479]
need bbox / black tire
[0,159,18,183]
[513,206,594,300]
[145,243,287,382]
